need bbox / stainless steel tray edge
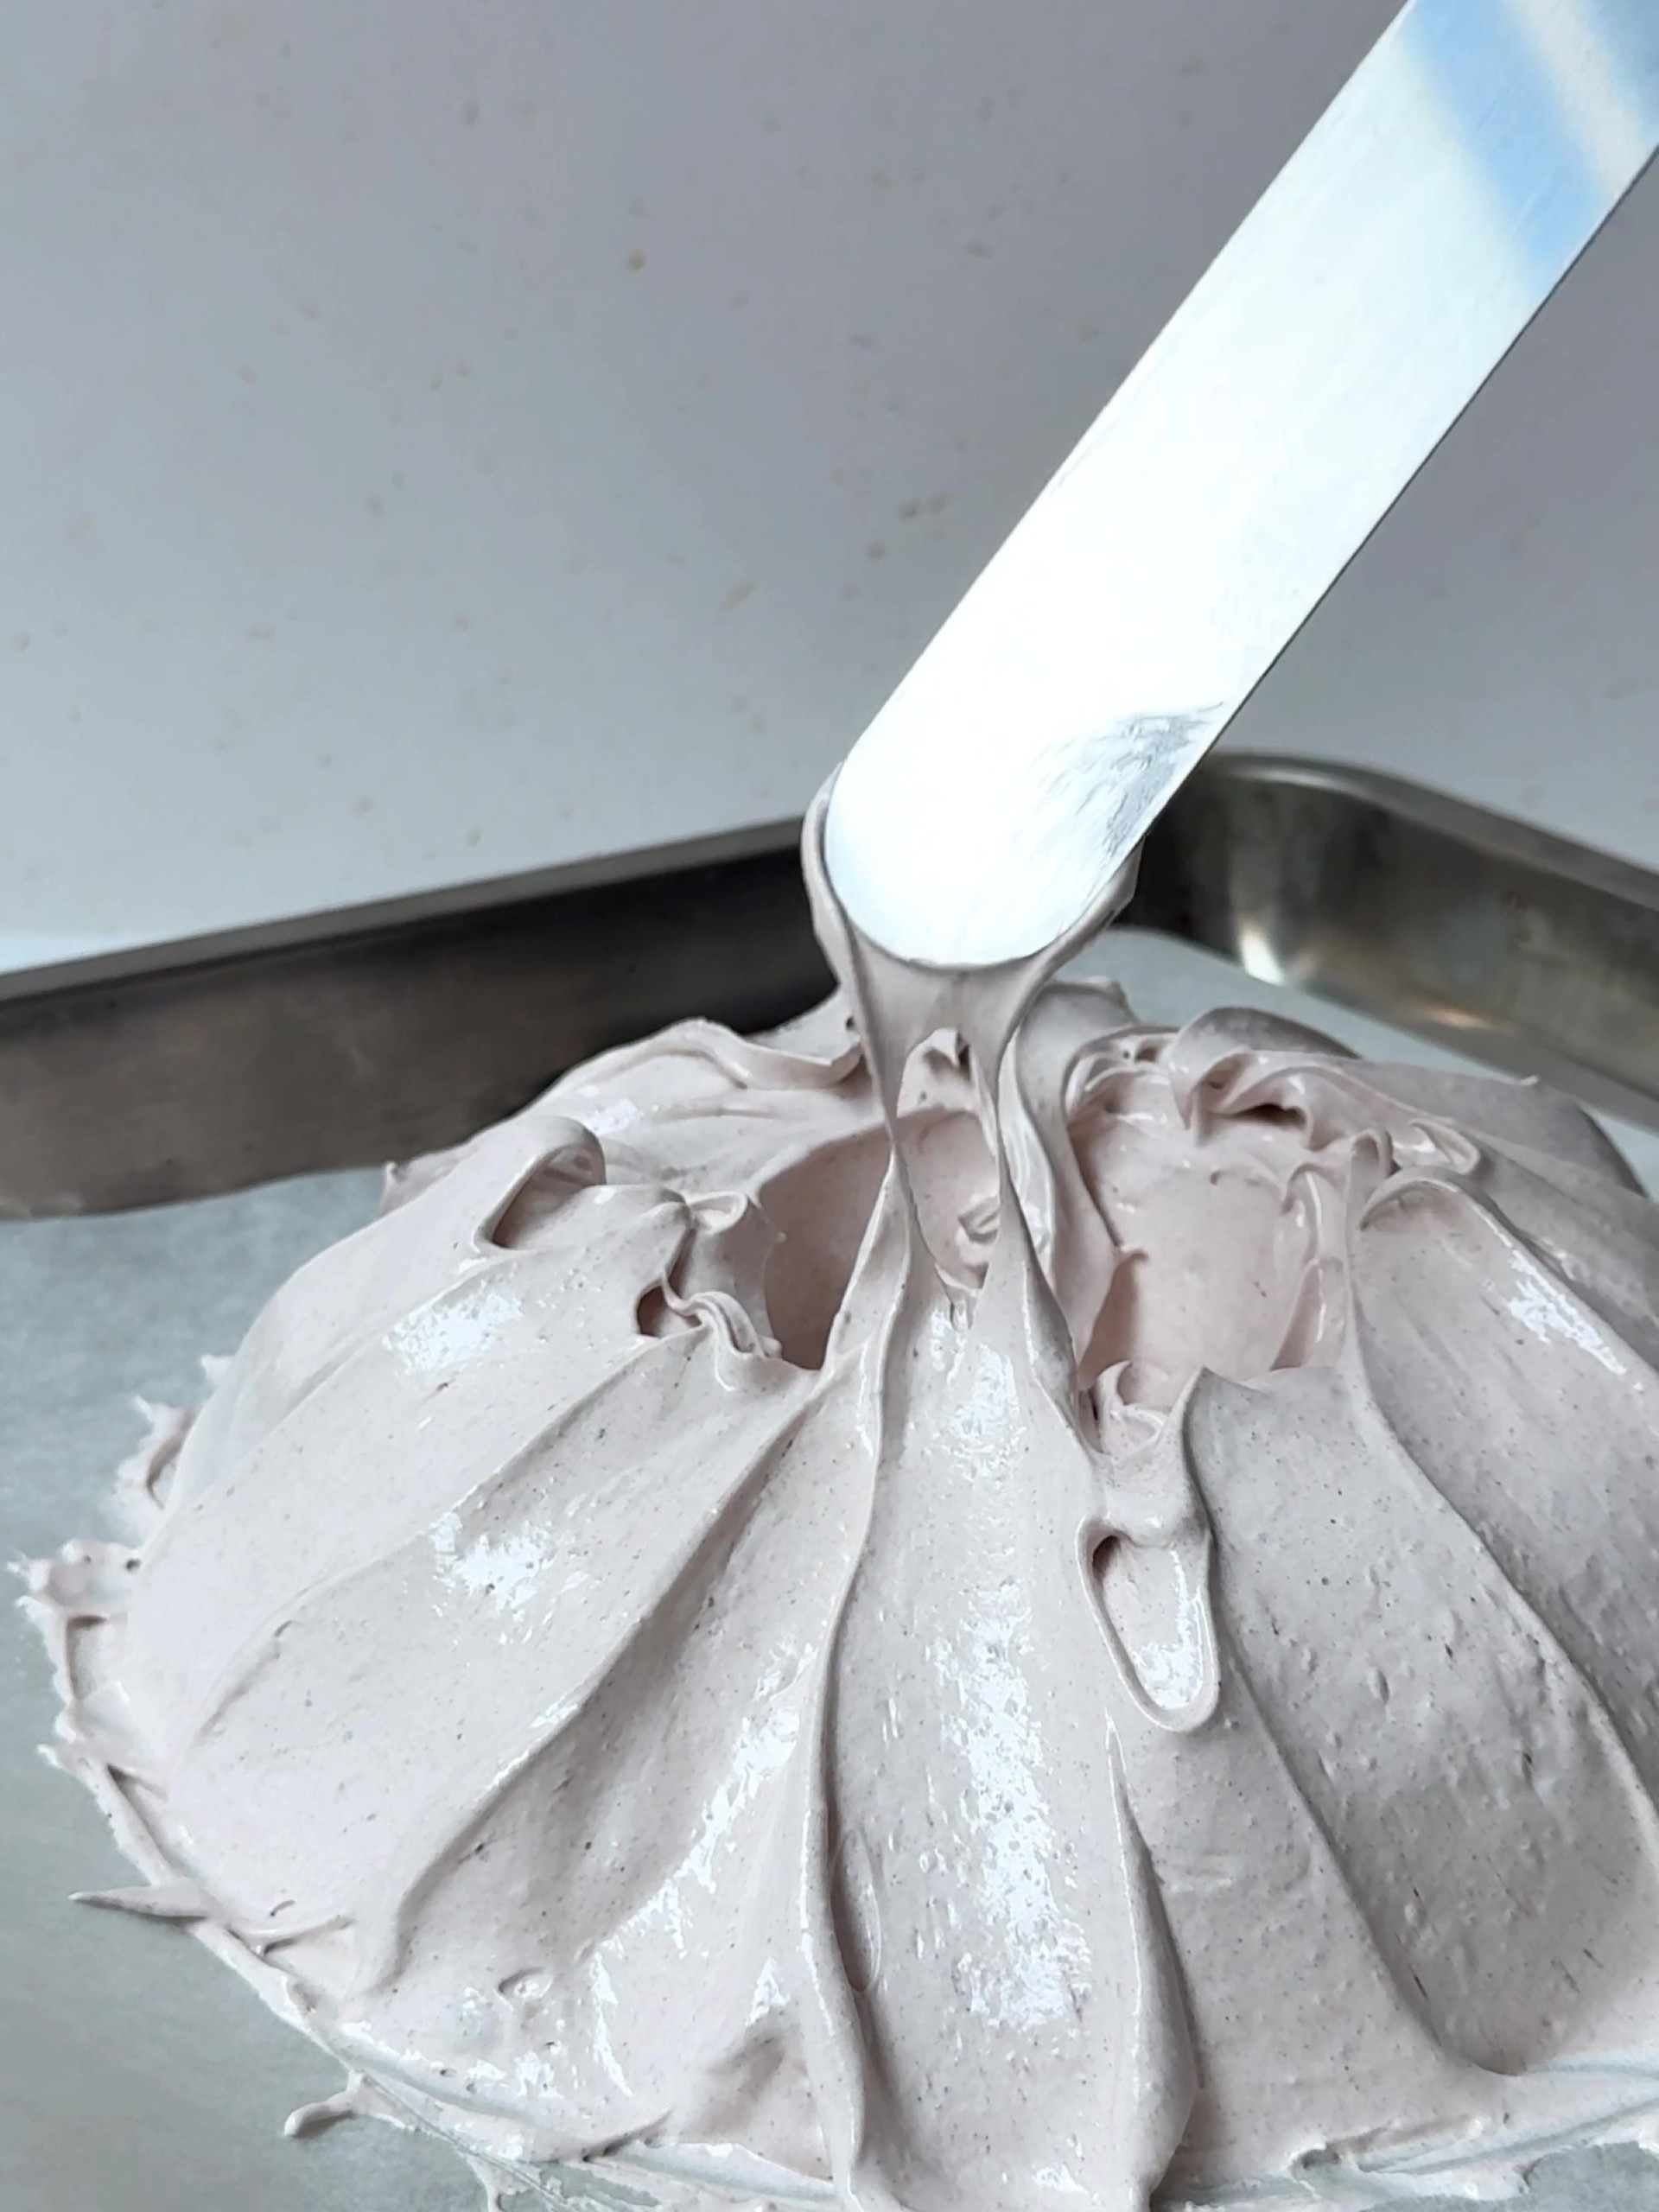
[2,756,1656,1217]
[0,824,826,1217]
[1132,756,1659,1135]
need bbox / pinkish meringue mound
[29,945,1659,2207]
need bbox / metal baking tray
[3,753,1656,1218]
[6,762,1659,2212]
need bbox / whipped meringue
[29,795,1659,2209]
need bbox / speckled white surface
[2,1,1656,972]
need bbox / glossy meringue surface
[29,803,1659,2210]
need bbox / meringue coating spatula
[823,0,1659,968]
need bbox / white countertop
[3,0,1656,972]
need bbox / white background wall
[3,0,1656,971]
